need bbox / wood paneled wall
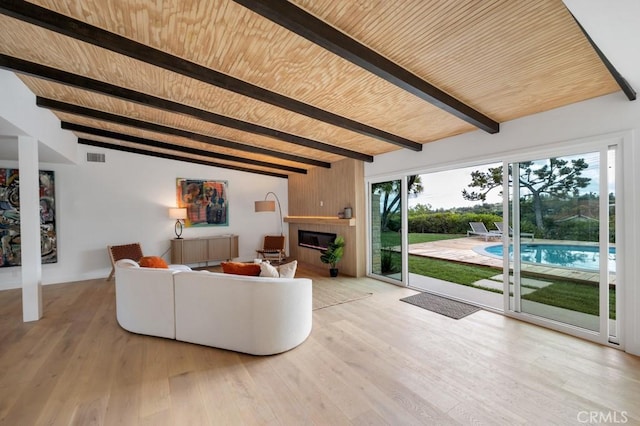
[288,158,366,277]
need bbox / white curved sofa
[114,259,312,355]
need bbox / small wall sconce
[254,191,283,236]
[169,207,187,239]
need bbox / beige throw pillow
[259,261,280,278]
[278,260,298,278]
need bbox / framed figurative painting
[176,178,228,227]
[0,168,57,267]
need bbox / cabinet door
[208,237,230,261]
[183,239,209,263]
[229,235,239,258]
[171,239,183,264]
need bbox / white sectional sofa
[114,259,312,355]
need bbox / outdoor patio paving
[407,236,614,285]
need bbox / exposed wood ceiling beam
[79,138,288,179]
[233,0,500,134]
[37,97,332,168]
[0,0,420,152]
[569,14,636,101]
[0,54,372,162]
[62,122,307,174]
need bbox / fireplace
[298,230,337,251]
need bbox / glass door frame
[500,138,625,348]
[365,131,632,351]
[366,175,408,287]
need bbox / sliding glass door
[404,164,505,309]
[366,137,625,346]
[507,147,618,341]
[370,178,405,283]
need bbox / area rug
[313,282,373,310]
[400,292,480,319]
[195,266,373,311]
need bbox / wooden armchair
[256,235,286,264]
[107,243,144,281]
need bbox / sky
[408,163,503,210]
[407,151,610,210]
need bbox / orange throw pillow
[221,262,261,276]
[139,256,169,269]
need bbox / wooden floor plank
[0,267,638,425]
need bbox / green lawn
[381,232,465,247]
[522,281,616,318]
[407,255,502,293]
[408,233,466,244]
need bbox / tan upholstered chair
[107,243,144,281]
[256,235,286,264]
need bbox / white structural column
[18,136,43,321]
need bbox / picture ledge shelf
[284,216,356,226]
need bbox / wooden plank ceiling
[0,0,623,178]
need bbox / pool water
[483,243,616,272]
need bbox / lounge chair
[467,222,501,241]
[107,242,144,281]
[256,235,286,264]
[494,222,534,241]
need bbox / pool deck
[407,236,614,285]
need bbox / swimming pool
[482,243,616,272]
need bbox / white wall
[0,69,289,289]
[564,0,640,90]
[0,146,288,288]
[0,71,77,163]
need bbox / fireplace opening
[298,230,337,251]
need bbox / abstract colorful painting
[176,178,228,227]
[0,169,57,267]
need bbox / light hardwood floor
[1,265,639,425]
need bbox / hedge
[407,212,503,234]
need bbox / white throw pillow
[278,260,298,278]
[259,261,279,278]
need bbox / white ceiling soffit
[563,0,640,89]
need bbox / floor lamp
[254,192,283,235]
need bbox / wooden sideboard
[171,235,238,265]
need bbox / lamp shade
[169,207,187,220]
[254,200,276,212]
[254,192,283,235]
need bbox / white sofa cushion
[114,259,178,339]
[173,271,312,355]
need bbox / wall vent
[86,152,106,163]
